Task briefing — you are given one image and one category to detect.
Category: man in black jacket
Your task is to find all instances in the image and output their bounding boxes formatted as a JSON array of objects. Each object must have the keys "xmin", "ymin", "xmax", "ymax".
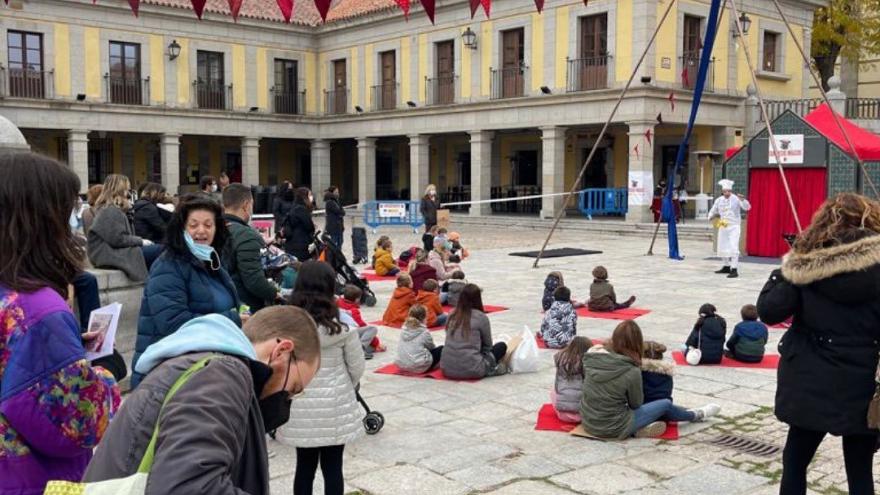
[{"xmin": 221, "ymin": 184, "xmax": 280, "ymax": 311}]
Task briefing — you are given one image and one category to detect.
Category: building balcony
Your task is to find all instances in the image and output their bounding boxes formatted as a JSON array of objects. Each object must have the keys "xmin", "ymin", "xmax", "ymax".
[
  {"xmin": 324, "ymin": 89, "xmax": 348, "ymax": 115},
  {"xmin": 271, "ymin": 87, "xmax": 306, "ymax": 115},
  {"xmin": 371, "ymin": 82, "xmax": 398, "ymax": 111},
  {"xmin": 566, "ymin": 56, "xmax": 610, "ymax": 92},
  {"xmin": 193, "ymin": 80, "xmax": 232, "ymax": 110},
  {"xmin": 426, "ymin": 75, "xmax": 457, "ymax": 106},
  {"xmin": 490, "ymin": 66, "xmax": 528, "ymax": 100},
  {"xmin": 681, "ymin": 54, "xmax": 715, "ymax": 92},
  {"xmin": 846, "ymin": 98, "xmax": 880, "ymax": 120},
  {"xmin": 105, "ymin": 75, "xmax": 149, "ymax": 105},
  {"xmin": 1, "ymin": 66, "xmax": 54, "ymax": 99}
]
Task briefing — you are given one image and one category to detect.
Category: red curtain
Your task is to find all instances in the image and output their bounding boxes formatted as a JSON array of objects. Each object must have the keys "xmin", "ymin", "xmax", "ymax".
[{"xmin": 746, "ymin": 168, "xmax": 827, "ymax": 258}]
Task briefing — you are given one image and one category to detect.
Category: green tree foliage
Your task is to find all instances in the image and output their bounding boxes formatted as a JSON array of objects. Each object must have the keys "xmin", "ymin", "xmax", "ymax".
[{"xmin": 811, "ymin": 0, "xmax": 880, "ymax": 90}]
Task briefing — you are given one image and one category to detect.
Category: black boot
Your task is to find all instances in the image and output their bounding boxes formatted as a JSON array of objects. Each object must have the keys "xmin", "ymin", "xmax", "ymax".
[
  {"xmin": 715, "ymin": 266, "xmax": 731, "ymax": 274},
  {"xmin": 727, "ymin": 269, "xmax": 739, "ymax": 278}
]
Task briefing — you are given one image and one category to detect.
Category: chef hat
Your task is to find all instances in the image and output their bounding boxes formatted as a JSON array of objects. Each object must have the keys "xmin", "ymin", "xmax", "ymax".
[{"xmin": 718, "ymin": 179, "xmax": 735, "ymax": 191}]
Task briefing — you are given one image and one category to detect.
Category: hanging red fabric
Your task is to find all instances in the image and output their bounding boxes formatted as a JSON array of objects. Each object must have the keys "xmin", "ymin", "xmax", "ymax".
[
  {"xmin": 314, "ymin": 0, "xmax": 331, "ymax": 22},
  {"xmin": 421, "ymin": 0, "xmax": 436, "ymax": 23},
  {"xmin": 481, "ymin": 0, "xmax": 491, "ymax": 17},
  {"xmin": 228, "ymin": 0, "xmax": 243, "ymax": 21},
  {"xmin": 128, "ymin": 0, "xmax": 140, "ymax": 16},
  {"xmin": 469, "ymin": 0, "xmax": 481, "ymax": 18},
  {"xmin": 190, "ymin": 0, "xmax": 206, "ymax": 18},
  {"xmin": 395, "ymin": 0, "xmax": 410, "ymax": 19},
  {"xmin": 534, "ymin": 0, "xmax": 545, "ymax": 12},
  {"xmin": 276, "ymin": 0, "xmax": 294, "ymax": 22},
  {"xmin": 745, "ymin": 168, "xmax": 827, "ymax": 258}
]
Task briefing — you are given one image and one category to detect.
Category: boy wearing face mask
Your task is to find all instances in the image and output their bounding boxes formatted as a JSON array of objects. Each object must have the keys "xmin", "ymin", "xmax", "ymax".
[
  {"xmin": 83, "ymin": 307, "xmax": 321, "ymax": 494},
  {"xmin": 420, "ymin": 184, "xmax": 441, "ymax": 233},
  {"xmin": 200, "ymin": 175, "xmax": 222, "ymax": 203}
]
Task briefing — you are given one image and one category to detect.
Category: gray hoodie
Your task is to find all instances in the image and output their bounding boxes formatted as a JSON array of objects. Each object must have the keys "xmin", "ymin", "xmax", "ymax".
[
  {"xmin": 579, "ymin": 346, "xmax": 643, "ymax": 440},
  {"xmin": 395, "ymin": 321, "xmax": 437, "ymax": 373},
  {"xmin": 445, "ymin": 279, "xmax": 468, "ymax": 308}
]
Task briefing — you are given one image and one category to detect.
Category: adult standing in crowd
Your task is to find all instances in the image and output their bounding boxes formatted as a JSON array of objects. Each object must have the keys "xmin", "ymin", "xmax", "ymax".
[
  {"xmin": 324, "ymin": 186, "xmax": 346, "ymax": 249},
  {"xmin": 133, "ymin": 182, "xmax": 170, "ymax": 244},
  {"xmin": 273, "ymin": 180, "xmax": 295, "ymax": 234},
  {"xmin": 758, "ymin": 193, "xmax": 880, "ymax": 495},
  {"xmin": 440, "ymin": 284, "xmax": 508, "ymax": 380},
  {"xmin": 222, "ymin": 184, "xmax": 280, "ymax": 312},
  {"xmin": 84, "ymin": 308, "xmax": 321, "ymax": 494},
  {"xmin": 219, "ymin": 171, "xmax": 230, "ymax": 191},
  {"xmin": 132, "ymin": 194, "xmax": 242, "ymax": 388},
  {"xmin": 0, "ymin": 152, "xmax": 120, "ymax": 495},
  {"xmin": 81, "ymin": 183, "xmax": 103, "ymax": 235},
  {"xmin": 200, "ymin": 175, "xmax": 222, "ymax": 203},
  {"xmin": 420, "ymin": 184, "xmax": 441, "ymax": 233},
  {"xmin": 283, "ymin": 187, "xmax": 317, "ymax": 261},
  {"xmin": 88, "ymin": 174, "xmax": 162, "ymax": 281},
  {"xmin": 281, "ymin": 261, "xmax": 365, "ymax": 495}
]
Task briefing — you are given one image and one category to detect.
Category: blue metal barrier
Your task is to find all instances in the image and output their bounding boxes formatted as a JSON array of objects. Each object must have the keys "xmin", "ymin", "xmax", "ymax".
[
  {"xmin": 363, "ymin": 201, "xmax": 425, "ymax": 232},
  {"xmin": 578, "ymin": 188, "xmax": 628, "ymax": 220}
]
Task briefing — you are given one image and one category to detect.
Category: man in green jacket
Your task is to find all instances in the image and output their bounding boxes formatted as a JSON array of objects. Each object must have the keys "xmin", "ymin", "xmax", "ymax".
[{"xmin": 222, "ymin": 184, "xmax": 280, "ymax": 311}]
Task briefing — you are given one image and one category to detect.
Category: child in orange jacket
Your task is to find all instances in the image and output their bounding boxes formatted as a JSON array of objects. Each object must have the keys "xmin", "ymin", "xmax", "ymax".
[
  {"xmin": 374, "ymin": 238, "xmax": 400, "ymax": 277},
  {"xmin": 416, "ymin": 279, "xmax": 448, "ymax": 327},
  {"xmin": 382, "ymin": 273, "xmax": 416, "ymax": 326}
]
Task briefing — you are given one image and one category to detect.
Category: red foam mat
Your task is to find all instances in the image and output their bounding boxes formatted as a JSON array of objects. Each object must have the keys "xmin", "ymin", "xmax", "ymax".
[
  {"xmin": 373, "ymin": 363, "xmax": 479, "ymax": 382},
  {"xmin": 535, "ymin": 404, "xmax": 679, "ymax": 440},
  {"xmin": 576, "ymin": 307, "xmax": 651, "ymax": 320},
  {"xmin": 361, "ymin": 271, "xmax": 396, "ymax": 282},
  {"xmin": 671, "ymin": 351, "xmax": 780, "ymax": 369},
  {"xmin": 370, "ymin": 305, "xmax": 508, "ymax": 330},
  {"xmin": 536, "ymin": 334, "xmax": 604, "ymax": 349}
]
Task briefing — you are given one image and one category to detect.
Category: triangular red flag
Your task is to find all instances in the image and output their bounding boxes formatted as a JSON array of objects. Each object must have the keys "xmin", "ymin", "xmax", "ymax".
[
  {"xmin": 583, "ymin": 0, "xmax": 588, "ymax": 5},
  {"xmin": 469, "ymin": 0, "xmax": 481, "ymax": 18},
  {"xmin": 190, "ymin": 0, "xmax": 206, "ymax": 18},
  {"xmin": 276, "ymin": 0, "xmax": 293, "ymax": 22},
  {"xmin": 228, "ymin": 0, "xmax": 243, "ymax": 21},
  {"xmin": 668, "ymin": 92, "xmax": 675, "ymax": 112},
  {"xmin": 656, "ymin": 113, "xmax": 663, "ymax": 124},
  {"xmin": 681, "ymin": 67, "xmax": 690, "ymax": 88},
  {"xmin": 644, "ymin": 129, "xmax": 653, "ymax": 147},
  {"xmin": 421, "ymin": 0, "xmax": 436, "ymax": 23},
  {"xmin": 534, "ymin": 0, "xmax": 545, "ymax": 12},
  {"xmin": 481, "ymin": 0, "xmax": 491, "ymax": 17},
  {"xmin": 128, "ymin": 0, "xmax": 140, "ymax": 16},
  {"xmin": 696, "ymin": 36, "xmax": 703, "ymax": 50},
  {"xmin": 314, "ymin": 0, "xmax": 331, "ymax": 22},
  {"xmin": 395, "ymin": 0, "xmax": 410, "ymax": 19},
  {"xmin": 633, "ymin": 144, "xmax": 640, "ymax": 160}
]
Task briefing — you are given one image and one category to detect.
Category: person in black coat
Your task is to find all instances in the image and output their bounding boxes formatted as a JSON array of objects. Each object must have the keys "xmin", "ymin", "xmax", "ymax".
[
  {"xmin": 283, "ymin": 187, "xmax": 316, "ymax": 261},
  {"xmin": 324, "ymin": 186, "xmax": 346, "ymax": 249},
  {"xmin": 684, "ymin": 303, "xmax": 726, "ymax": 364},
  {"xmin": 419, "ymin": 184, "xmax": 440, "ymax": 233},
  {"xmin": 133, "ymin": 182, "xmax": 170, "ymax": 244},
  {"xmin": 757, "ymin": 193, "xmax": 880, "ymax": 495},
  {"xmin": 273, "ymin": 181, "xmax": 295, "ymax": 234}
]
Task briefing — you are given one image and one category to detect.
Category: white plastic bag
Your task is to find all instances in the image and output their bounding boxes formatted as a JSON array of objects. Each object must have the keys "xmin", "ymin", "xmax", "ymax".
[{"xmin": 510, "ymin": 326, "xmax": 540, "ymax": 374}]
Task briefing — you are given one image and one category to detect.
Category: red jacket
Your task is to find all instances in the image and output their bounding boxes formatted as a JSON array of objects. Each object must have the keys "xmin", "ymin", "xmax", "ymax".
[
  {"xmin": 383, "ymin": 287, "xmax": 416, "ymax": 326},
  {"xmin": 337, "ymin": 297, "xmax": 367, "ymax": 327}
]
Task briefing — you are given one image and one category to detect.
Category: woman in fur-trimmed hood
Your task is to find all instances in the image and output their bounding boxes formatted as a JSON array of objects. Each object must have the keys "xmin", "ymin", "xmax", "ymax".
[{"xmin": 757, "ymin": 193, "xmax": 880, "ymax": 495}]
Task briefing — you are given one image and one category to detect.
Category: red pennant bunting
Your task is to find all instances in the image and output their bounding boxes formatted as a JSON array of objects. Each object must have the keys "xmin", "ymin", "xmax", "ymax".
[
  {"xmin": 633, "ymin": 144, "xmax": 640, "ymax": 160},
  {"xmin": 481, "ymin": 0, "xmax": 491, "ymax": 17},
  {"xmin": 395, "ymin": 0, "xmax": 410, "ymax": 19},
  {"xmin": 534, "ymin": 0, "xmax": 545, "ymax": 12},
  {"xmin": 668, "ymin": 92, "xmax": 675, "ymax": 112},
  {"xmin": 644, "ymin": 129, "xmax": 653, "ymax": 147},
  {"xmin": 228, "ymin": 0, "xmax": 243, "ymax": 21},
  {"xmin": 276, "ymin": 0, "xmax": 294, "ymax": 22},
  {"xmin": 681, "ymin": 67, "xmax": 690, "ymax": 88},
  {"xmin": 190, "ymin": 0, "xmax": 206, "ymax": 18},
  {"xmin": 314, "ymin": 0, "xmax": 331, "ymax": 22},
  {"xmin": 421, "ymin": 0, "xmax": 436, "ymax": 23},
  {"xmin": 469, "ymin": 0, "xmax": 481, "ymax": 18}
]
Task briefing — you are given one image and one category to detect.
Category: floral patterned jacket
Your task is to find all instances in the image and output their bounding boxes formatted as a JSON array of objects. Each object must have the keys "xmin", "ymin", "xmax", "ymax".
[{"xmin": 0, "ymin": 286, "xmax": 120, "ymax": 495}]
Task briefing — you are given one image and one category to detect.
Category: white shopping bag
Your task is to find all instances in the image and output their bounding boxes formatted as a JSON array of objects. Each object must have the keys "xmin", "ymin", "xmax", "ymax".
[{"xmin": 510, "ymin": 326, "xmax": 540, "ymax": 374}]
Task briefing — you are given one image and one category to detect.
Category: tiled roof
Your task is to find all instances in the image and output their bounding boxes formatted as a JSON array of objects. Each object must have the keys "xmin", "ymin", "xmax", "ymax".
[{"xmin": 139, "ymin": 0, "xmax": 403, "ymax": 26}]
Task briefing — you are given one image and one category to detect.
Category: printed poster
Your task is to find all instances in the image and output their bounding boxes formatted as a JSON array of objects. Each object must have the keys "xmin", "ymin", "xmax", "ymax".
[
  {"xmin": 768, "ymin": 134, "xmax": 804, "ymax": 164},
  {"xmin": 628, "ymin": 171, "xmax": 653, "ymax": 206}
]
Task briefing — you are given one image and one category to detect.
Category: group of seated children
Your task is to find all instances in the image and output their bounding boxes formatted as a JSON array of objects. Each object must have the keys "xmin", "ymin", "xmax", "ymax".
[
  {"xmin": 684, "ymin": 303, "xmax": 768, "ymax": 364},
  {"xmin": 394, "ymin": 283, "xmax": 509, "ymax": 380},
  {"xmin": 541, "ymin": 267, "xmax": 636, "ymax": 314},
  {"xmin": 382, "ymin": 273, "xmax": 448, "ymax": 327},
  {"xmin": 552, "ymin": 321, "xmax": 721, "ymax": 438},
  {"xmin": 422, "ymin": 227, "xmax": 469, "ymax": 263}
]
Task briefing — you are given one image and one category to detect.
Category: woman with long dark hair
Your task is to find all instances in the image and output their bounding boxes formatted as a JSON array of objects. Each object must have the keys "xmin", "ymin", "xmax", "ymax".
[
  {"xmin": 440, "ymin": 284, "xmax": 508, "ymax": 379},
  {"xmin": 758, "ymin": 193, "xmax": 880, "ymax": 495},
  {"xmin": 132, "ymin": 194, "xmax": 241, "ymax": 388},
  {"xmin": 323, "ymin": 186, "xmax": 346, "ymax": 249},
  {"xmin": 283, "ymin": 187, "xmax": 316, "ymax": 261},
  {"xmin": 133, "ymin": 182, "xmax": 170, "ymax": 244},
  {"xmin": 420, "ymin": 183, "xmax": 441, "ymax": 233},
  {"xmin": 282, "ymin": 261, "xmax": 365, "ymax": 495},
  {"xmin": 0, "ymin": 152, "xmax": 119, "ymax": 494},
  {"xmin": 273, "ymin": 180, "xmax": 295, "ymax": 233}
]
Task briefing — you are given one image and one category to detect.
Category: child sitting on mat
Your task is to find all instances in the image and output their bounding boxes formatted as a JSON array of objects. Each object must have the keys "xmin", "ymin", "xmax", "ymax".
[
  {"xmin": 422, "ymin": 225, "xmax": 438, "ymax": 252},
  {"xmin": 409, "ymin": 249, "xmax": 436, "ymax": 292},
  {"xmin": 552, "ymin": 336, "xmax": 593, "ymax": 422},
  {"xmin": 374, "ymin": 238, "xmax": 400, "ymax": 277},
  {"xmin": 383, "ymin": 273, "xmax": 416, "ymax": 326},
  {"xmin": 416, "ymin": 279, "xmax": 448, "ymax": 327},
  {"xmin": 443, "ymin": 270, "xmax": 468, "ymax": 308},
  {"xmin": 684, "ymin": 303, "xmax": 727, "ymax": 365},
  {"xmin": 396, "ymin": 304, "xmax": 444, "ymax": 373},
  {"xmin": 371, "ymin": 235, "xmax": 390, "ymax": 269},
  {"xmin": 542, "ymin": 271, "xmax": 565, "ymax": 311},
  {"xmin": 725, "ymin": 304, "xmax": 768, "ymax": 363},
  {"xmin": 337, "ymin": 284, "xmax": 385, "ymax": 358},
  {"xmin": 587, "ymin": 266, "xmax": 636, "ymax": 312},
  {"xmin": 541, "ymin": 286, "xmax": 578, "ymax": 349},
  {"xmin": 641, "ymin": 341, "xmax": 674, "ymax": 403}
]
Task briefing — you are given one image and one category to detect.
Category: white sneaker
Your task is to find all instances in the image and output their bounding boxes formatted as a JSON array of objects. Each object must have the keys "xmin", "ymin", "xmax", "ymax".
[
  {"xmin": 634, "ymin": 421, "xmax": 667, "ymax": 438},
  {"xmin": 691, "ymin": 403, "xmax": 722, "ymax": 422}
]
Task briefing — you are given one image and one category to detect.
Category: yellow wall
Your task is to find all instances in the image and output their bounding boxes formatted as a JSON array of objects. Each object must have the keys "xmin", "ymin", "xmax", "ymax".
[
  {"xmin": 232, "ymin": 44, "xmax": 246, "ymax": 108},
  {"xmin": 554, "ymin": 6, "xmax": 570, "ymax": 89},
  {"xmin": 418, "ymin": 34, "xmax": 428, "ymax": 103},
  {"xmin": 531, "ymin": 13, "xmax": 544, "ymax": 91},
  {"xmin": 176, "ymin": 38, "xmax": 190, "ymax": 105},
  {"xmin": 350, "ymin": 47, "xmax": 360, "ymax": 111},
  {"xmin": 713, "ymin": 7, "xmax": 729, "ymax": 90},
  {"xmin": 735, "ymin": 18, "xmax": 805, "ymax": 98},
  {"xmin": 461, "ymin": 31, "xmax": 472, "ymax": 99},
  {"xmin": 318, "ymin": 52, "xmax": 328, "ymax": 112},
  {"xmin": 400, "ymin": 36, "xmax": 411, "ymax": 104},
  {"xmin": 53, "ymin": 24, "xmax": 71, "ymax": 97},
  {"xmin": 654, "ymin": 1, "xmax": 677, "ymax": 83},
  {"xmin": 615, "ymin": 0, "xmax": 633, "ymax": 82},
  {"xmin": 364, "ymin": 44, "xmax": 375, "ymax": 108},
  {"xmin": 149, "ymin": 35, "xmax": 165, "ymax": 103},
  {"xmin": 84, "ymin": 27, "xmax": 101, "ymax": 98},
  {"xmin": 304, "ymin": 51, "xmax": 317, "ymax": 113},
  {"xmin": 256, "ymin": 47, "xmax": 268, "ymax": 110},
  {"xmin": 480, "ymin": 21, "xmax": 493, "ymax": 96}
]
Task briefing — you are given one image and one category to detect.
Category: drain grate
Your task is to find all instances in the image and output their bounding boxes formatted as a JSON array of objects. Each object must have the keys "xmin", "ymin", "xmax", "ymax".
[{"xmin": 708, "ymin": 435, "xmax": 782, "ymax": 458}]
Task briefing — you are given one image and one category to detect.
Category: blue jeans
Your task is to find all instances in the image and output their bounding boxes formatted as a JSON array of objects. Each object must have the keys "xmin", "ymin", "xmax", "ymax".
[
  {"xmin": 440, "ymin": 292, "xmax": 449, "ymax": 305},
  {"xmin": 72, "ymin": 272, "xmax": 101, "ymax": 331},
  {"xmin": 141, "ymin": 244, "xmax": 164, "ymax": 270},
  {"xmin": 629, "ymin": 399, "xmax": 695, "ymax": 435},
  {"xmin": 435, "ymin": 313, "xmax": 449, "ymax": 327}
]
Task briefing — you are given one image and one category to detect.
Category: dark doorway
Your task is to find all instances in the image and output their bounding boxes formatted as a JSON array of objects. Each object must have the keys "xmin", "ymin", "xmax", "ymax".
[
  {"xmin": 458, "ymin": 152, "xmax": 471, "ymax": 186},
  {"xmin": 661, "ymin": 145, "xmax": 688, "ymax": 186},
  {"xmin": 299, "ymin": 151, "xmax": 311, "ymax": 189},
  {"xmin": 376, "ymin": 148, "xmax": 396, "ymax": 200},
  {"xmin": 435, "ymin": 41, "xmax": 455, "ymax": 105},
  {"xmin": 581, "ymin": 147, "xmax": 608, "ymax": 188},
  {"xmin": 225, "ymin": 152, "xmax": 242, "ymax": 184},
  {"xmin": 514, "ymin": 150, "xmax": 539, "ymax": 186}
]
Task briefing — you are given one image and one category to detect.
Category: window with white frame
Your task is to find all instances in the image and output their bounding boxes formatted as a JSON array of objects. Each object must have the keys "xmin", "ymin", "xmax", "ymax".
[{"xmin": 762, "ymin": 31, "xmax": 781, "ymax": 73}]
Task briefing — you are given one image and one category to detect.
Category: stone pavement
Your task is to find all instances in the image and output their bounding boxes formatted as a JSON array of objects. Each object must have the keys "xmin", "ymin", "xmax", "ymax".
[{"xmin": 261, "ymin": 220, "xmax": 866, "ymax": 494}]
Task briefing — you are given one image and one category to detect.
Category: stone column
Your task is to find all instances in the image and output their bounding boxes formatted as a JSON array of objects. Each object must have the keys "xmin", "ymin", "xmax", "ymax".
[
  {"xmin": 624, "ymin": 122, "xmax": 656, "ymax": 223},
  {"xmin": 409, "ymin": 134, "xmax": 430, "ymax": 201},
  {"xmin": 744, "ymin": 85, "xmax": 759, "ymax": 140},
  {"xmin": 159, "ymin": 133, "xmax": 181, "ymax": 194},
  {"xmin": 469, "ymin": 130, "xmax": 493, "ymax": 216},
  {"xmin": 357, "ymin": 137, "xmax": 377, "ymax": 204},
  {"xmin": 241, "ymin": 137, "xmax": 261, "ymax": 187},
  {"xmin": 67, "ymin": 129, "xmax": 89, "ymax": 193},
  {"xmin": 826, "ymin": 76, "xmax": 847, "ymax": 116},
  {"xmin": 540, "ymin": 126, "xmax": 566, "ymax": 219},
  {"xmin": 310, "ymin": 138, "xmax": 331, "ymax": 205}
]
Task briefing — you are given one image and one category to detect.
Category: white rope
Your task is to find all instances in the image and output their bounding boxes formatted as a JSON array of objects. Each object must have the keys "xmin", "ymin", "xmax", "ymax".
[{"xmin": 440, "ymin": 189, "xmax": 590, "ymax": 208}]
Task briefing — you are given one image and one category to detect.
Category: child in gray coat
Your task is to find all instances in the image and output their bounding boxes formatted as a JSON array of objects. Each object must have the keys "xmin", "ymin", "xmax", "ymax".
[{"xmin": 395, "ymin": 305, "xmax": 443, "ymax": 373}]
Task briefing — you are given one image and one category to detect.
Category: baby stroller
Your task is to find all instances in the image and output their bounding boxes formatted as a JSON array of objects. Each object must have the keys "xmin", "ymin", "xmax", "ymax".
[
  {"xmin": 356, "ymin": 388, "xmax": 384, "ymax": 435},
  {"xmin": 261, "ymin": 244, "xmax": 297, "ymax": 290},
  {"xmin": 312, "ymin": 232, "xmax": 377, "ymax": 307}
]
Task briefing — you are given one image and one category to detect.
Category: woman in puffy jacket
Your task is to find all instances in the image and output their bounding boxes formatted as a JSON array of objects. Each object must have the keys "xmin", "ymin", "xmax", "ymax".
[
  {"xmin": 683, "ymin": 303, "xmax": 726, "ymax": 364},
  {"xmin": 281, "ymin": 261, "xmax": 365, "ymax": 495}
]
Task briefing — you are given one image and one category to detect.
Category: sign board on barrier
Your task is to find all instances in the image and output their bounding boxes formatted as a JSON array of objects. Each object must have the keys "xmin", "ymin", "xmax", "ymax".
[{"xmin": 378, "ymin": 203, "xmax": 408, "ymax": 218}]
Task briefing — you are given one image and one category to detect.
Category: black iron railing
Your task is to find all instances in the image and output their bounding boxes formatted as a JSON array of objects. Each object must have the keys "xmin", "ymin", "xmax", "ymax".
[
  {"xmin": 846, "ymin": 98, "xmax": 880, "ymax": 120},
  {"xmin": 324, "ymin": 89, "xmax": 349, "ymax": 115},
  {"xmin": 105, "ymin": 75, "xmax": 149, "ymax": 105},
  {"xmin": 761, "ymin": 98, "xmax": 822, "ymax": 122},
  {"xmin": 371, "ymin": 82, "xmax": 399, "ymax": 111},
  {"xmin": 3, "ymin": 66, "xmax": 53, "ymax": 99},
  {"xmin": 271, "ymin": 87, "xmax": 306, "ymax": 115},
  {"xmin": 193, "ymin": 79, "xmax": 232, "ymax": 110},
  {"xmin": 426, "ymin": 75, "xmax": 457, "ymax": 105},
  {"xmin": 681, "ymin": 54, "xmax": 715, "ymax": 92},
  {"xmin": 490, "ymin": 65, "xmax": 528, "ymax": 99},
  {"xmin": 566, "ymin": 56, "xmax": 610, "ymax": 92}
]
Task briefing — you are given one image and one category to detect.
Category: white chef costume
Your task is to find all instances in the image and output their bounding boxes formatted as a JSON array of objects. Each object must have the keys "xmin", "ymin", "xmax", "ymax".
[{"xmin": 708, "ymin": 179, "xmax": 751, "ymax": 269}]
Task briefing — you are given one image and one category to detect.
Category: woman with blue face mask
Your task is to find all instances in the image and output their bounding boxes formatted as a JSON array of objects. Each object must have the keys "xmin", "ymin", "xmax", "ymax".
[{"xmin": 131, "ymin": 194, "xmax": 242, "ymax": 388}]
